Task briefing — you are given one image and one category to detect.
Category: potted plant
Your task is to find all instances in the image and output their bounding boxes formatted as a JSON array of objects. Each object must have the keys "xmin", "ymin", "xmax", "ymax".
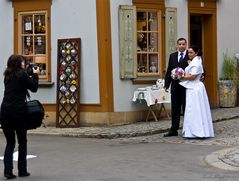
[{"xmin": 218, "ymin": 51, "xmax": 238, "ymax": 107}]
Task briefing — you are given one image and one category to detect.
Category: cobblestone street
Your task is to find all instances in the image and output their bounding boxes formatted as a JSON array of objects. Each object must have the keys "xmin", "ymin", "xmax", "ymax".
[
  {"xmin": 116, "ymin": 118, "xmax": 239, "ymax": 172},
  {"xmin": 2, "ymin": 107, "xmax": 239, "ymax": 172},
  {"xmin": 116, "ymin": 118, "xmax": 239, "ymax": 146}
]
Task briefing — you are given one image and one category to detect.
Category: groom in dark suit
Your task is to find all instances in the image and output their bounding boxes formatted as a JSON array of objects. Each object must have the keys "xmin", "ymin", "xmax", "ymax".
[{"xmin": 164, "ymin": 38, "xmax": 188, "ymax": 137}]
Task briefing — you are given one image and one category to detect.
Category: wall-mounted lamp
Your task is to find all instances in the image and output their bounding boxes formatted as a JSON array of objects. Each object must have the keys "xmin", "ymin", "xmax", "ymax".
[
  {"xmin": 234, "ymin": 53, "xmax": 239, "ymax": 67},
  {"xmin": 234, "ymin": 53, "xmax": 239, "ymax": 60}
]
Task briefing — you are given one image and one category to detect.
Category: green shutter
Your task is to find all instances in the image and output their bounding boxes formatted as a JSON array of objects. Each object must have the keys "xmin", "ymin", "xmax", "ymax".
[
  {"xmin": 165, "ymin": 8, "xmax": 177, "ymax": 67},
  {"xmin": 119, "ymin": 5, "xmax": 137, "ymax": 79}
]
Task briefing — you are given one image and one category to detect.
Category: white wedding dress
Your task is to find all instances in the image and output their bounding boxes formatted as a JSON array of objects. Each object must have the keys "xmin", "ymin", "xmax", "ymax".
[{"xmin": 180, "ymin": 56, "xmax": 214, "ymax": 138}]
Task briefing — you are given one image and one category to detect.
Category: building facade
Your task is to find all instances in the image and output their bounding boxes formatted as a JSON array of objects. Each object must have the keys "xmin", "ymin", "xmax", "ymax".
[{"xmin": 0, "ymin": 0, "xmax": 238, "ymax": 126}]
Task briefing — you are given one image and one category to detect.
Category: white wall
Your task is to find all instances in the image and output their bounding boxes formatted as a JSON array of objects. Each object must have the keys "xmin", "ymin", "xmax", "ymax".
[
  {"xmin": 217, "ymin": 0, "xmax": 239, "ymax": 78},
  {"xmin": 5, "ymin": 0, "xmax": 236, "ymax": 110},
  {"xmin": 110, "ymin": 0, "xmax": 149, "ymax": 112},
  {"xmin": 111, "ymin": 0, "xmax": 189, "ymax": 112},
  {"xmin": 165, "ymin": 0, "xmax": 189, "ymax": 42},
  {"xmin": 50, "ymin": 0, "xmax": 99, "ymax": 104},
  {"xmin": 0, "ymin": 1, "xmax": 14, "ymax": 101},
  {"xmin": 0, "ymin": 0, "xmax": 100, "ymax": 104}
]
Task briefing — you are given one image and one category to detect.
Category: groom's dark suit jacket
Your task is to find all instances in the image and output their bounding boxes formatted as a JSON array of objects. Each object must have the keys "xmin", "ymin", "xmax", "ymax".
[
  {"xmin": 164, "ymin": 51, "xmax": 188, "ymax": 92},
  {"xmin": 164, "ymin": 51, "xmax": 188, "ymax": 132}
]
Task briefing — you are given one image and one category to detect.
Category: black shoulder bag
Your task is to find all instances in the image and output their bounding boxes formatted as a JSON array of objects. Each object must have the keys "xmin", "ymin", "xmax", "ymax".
[{"xmin": 26, "ymin": 92, "xmax": 45, "ymax": 130}]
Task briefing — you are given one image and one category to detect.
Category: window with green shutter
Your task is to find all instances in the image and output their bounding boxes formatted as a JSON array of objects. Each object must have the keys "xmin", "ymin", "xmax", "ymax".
[{"xmin": 119, "ymin": 2, "xmax": 177, "ymax": 81}]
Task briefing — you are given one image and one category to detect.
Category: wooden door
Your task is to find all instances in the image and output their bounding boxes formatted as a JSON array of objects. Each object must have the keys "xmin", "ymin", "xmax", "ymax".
[{"xmin": 189, "ymin": 12, "xmax": 218, "ymax": 107}]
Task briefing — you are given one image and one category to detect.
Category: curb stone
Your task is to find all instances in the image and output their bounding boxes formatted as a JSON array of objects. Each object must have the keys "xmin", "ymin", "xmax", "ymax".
[
  {"xmin": 205, "ymin": 147, "xmax": 239, "ymax": 171},
  {"xmin": 2, "ymin": 107, "xmax": 239, "ymax": 171},
  {"xmin": 0, "ymin": 106, "xmax": 237, "ymax": 139}
]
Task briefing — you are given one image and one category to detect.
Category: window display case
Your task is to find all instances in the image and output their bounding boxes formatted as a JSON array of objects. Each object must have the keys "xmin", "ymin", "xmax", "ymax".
[
  {"xmin": 137, "ymin": 10, "xmax": 161, "ymax": 76},
  {"xmin": 19, "ymin": 11, "xmax": 48, "ymax": 80},
  {"xmin": 56, "ymin": 38, "xmax": 81, "ymax": 128}
]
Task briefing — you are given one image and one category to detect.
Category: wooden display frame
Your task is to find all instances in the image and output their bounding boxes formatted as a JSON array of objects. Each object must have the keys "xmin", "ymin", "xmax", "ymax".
[
  {"xmin": 136, "ymin": 9, "xmax": 162, "ymax": 77},
  {"xmin": 56, "ymin": 38, "xmax": 81, "ymax": 128},
  {"xmin": 18, "ymin": 11, "xmax": 49, "ymax": 81}
]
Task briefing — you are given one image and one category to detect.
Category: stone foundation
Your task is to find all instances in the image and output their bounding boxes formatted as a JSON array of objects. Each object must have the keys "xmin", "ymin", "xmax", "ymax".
[{"xmin": 43, "ymin": 109, "xmax": 170, "ymax": 127}]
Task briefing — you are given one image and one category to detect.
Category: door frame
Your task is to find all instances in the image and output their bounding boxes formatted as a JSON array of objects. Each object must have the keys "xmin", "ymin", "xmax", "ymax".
[{"xmin": 188, "ymin": 6, "xmax": 218, "ymax": 107}]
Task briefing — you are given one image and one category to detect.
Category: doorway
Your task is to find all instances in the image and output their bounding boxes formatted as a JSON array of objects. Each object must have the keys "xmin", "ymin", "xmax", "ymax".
[
  {"xmin": 189, "ymin": 14, "xmax": 218, "ymax": 107},
  {"xmin": 190, "ymin": 15, "xmax": 202, "ymax": 50}
]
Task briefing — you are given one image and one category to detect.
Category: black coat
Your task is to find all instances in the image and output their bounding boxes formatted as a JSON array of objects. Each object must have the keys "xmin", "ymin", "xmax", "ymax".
[
  {"xmin": 1, "ymin": 70, "xmax": 39, "ymax": 122},
  {"xmin": 164, "ymin": 51, "xmax": 188, "ymax": 93}
]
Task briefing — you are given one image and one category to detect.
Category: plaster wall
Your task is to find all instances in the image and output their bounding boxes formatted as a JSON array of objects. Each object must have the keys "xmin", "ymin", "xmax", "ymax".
[
  {"xmin": 217, "ymin": 0, "xmax": 239, "ymax": 78},
  {"xmin": 50, "ymin": 0, "xmax": 100, "ymax": 104},
  {"xmin": 0, "ymin": 0, "xmax": 100, "ymax": 104},
  {"xmin": 111, "ymin": 0, "xmax": 189, "ymax": 112},
  {"xmin": 0, "ymin": 1, "xmax": 14, "ymax": 101},
  {"xmin": 110, "ymin": 0, "xmax": 148, "ymax": 112},
  {"xmin": 165, "ymin": 0, "xmax": 189, "ymax": 41}
]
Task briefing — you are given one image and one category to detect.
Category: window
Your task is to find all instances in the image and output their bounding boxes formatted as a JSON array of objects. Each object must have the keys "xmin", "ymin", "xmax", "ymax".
[
  {"xmin": 18, "ymin": 11, "xmax": 48, "ymax": 80},
  {"xmin": 136, "ymin": 10, "xmax": 162, "ymax": 77},
  {"xmin": 13, "ymin": 0, "xmax": 52, "ymax": 82}
]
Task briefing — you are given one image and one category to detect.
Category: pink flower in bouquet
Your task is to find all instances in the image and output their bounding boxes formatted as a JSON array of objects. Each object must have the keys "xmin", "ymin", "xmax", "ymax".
[{"xmin": 171, "ymin": 67, "xmax": 185, "ymax": 80}]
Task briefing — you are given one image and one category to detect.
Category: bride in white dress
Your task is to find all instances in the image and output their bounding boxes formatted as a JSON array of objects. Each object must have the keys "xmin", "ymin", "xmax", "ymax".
[{"xmin": 179, "ymin": 46, "xmax": 214, "ymax": 138}]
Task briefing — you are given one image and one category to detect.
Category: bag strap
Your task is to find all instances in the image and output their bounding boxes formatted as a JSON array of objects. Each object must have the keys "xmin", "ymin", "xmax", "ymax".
[{"xmin": 26, "ymin": 90, "xmax": 31, "ymax": 101}]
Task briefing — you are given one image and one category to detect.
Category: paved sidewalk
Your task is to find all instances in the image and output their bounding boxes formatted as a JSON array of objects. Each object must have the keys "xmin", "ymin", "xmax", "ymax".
[
  {"xmin": 1, "ymin": 107, "xmax": 239, "ymax": 172},
  {"xmin": 27, "ymin": 107, "xmax": 239, "ymax": 172},
  {"xmin": 27, "ymin": 107, "xmax": 239, "ymax": 138}
]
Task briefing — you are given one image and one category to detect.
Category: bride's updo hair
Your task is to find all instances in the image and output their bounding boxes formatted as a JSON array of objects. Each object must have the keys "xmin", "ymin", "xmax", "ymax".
[{"xmin": 188, "ymin": 45, "xmax": 202, "ymax": 56}]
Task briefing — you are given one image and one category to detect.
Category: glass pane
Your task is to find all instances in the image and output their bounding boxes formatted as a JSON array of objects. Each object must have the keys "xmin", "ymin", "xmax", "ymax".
[
  {"xmin": 20, "ymin": 12, "xmax": 48, "ymax": 80},
  {"xmin": 37, "ymin": 63, "xmax": 46, "ymax": 75},
  {"xmin": 149, "ymin": 54, "xmax": 158, "ymax": 73},
  {"xmin": 34, "ymin": 14, "xmax": 46, "ymax": 34},
  {"xmin": 137, "ymin": 54, "xmax": 148, "ymax": 73},
  {"xmin": 137, "ymin": 32, "xmax": 147, "ymax": 52},
  {"xmin": 137, "ymin": 12, "xmax": 147, "ymax": 31},
  {"xmin": 34, "ymin": 35, "xmax": 46, "ymax": 54},
  {"xmin": 149, "ymin": 33, "xmax": 158, "ymax": 52},
  {"xmin": 148, "ymin": 12, "xmax": 158, "ymax": 31},
  {"xmin": 22, "ymin": 36, "xmax": 33, "ymax": 55},
  {"xmin": 22, "ymin": 15, "xmax": 33, "ymax": 34}
]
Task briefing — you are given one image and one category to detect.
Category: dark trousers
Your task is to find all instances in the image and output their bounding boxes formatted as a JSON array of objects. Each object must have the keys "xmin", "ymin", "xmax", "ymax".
[
  {"xmin": 170, "ymin": 84, "xmax": 186, "ymax": 132},
  {"xmin": 2, "ymin": 125, "xmax": 27, "ymax": 174}
]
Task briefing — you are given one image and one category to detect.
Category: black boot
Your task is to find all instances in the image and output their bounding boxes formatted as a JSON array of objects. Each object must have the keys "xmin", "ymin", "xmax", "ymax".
[{"xmin": 4, "ymin": 173, "xmax": 17, "ymax": 179}]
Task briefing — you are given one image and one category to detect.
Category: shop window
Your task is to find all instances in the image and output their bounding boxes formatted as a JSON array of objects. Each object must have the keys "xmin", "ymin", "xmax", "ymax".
[
  {"xmin": 119, "ymin": 5, "xmax": 162, "ymax": 79},
  {"xmin": 18, "ymin": 11, "xmax": 48, "ymax": 80},
  {"xmin": 13, "ymin": 0, "xmax": 52, "ymax": 83},
  {"xmin": 136, "ymin": 10, "xmax": 161, "ymax": 77}
]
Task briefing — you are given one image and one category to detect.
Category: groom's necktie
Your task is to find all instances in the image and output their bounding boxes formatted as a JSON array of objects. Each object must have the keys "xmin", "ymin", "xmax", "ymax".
[{"xmin": 179, "ymin": 52, "xmax": 184, "ymax": 63}]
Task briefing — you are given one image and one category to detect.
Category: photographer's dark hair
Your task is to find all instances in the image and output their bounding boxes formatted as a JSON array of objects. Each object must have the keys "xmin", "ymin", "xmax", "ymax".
[{"xmin": 4, "ymin": 54, "xmax": 25, "ymax": 82}]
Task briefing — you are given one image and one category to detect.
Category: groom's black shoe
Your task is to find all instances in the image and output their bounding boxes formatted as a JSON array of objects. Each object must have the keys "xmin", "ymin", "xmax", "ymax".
[{"xmin": 163, "ymin": 131, "xmax": 178, "ymax": 137}]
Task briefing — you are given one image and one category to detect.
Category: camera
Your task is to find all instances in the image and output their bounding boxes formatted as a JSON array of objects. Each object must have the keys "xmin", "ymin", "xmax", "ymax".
[{"xmin": 26, "ymin": 64, "xmax": 38, "ymax": 75}]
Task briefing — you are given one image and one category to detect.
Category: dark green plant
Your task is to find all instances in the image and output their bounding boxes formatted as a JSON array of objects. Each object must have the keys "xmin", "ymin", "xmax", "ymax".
[{"xmin": 221, "ymin": 51, "xmax": 237, "ymax": 80}]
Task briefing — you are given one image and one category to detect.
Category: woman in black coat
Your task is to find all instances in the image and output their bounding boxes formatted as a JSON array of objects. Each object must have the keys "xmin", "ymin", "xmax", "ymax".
[{"xmin": 1, "ymin": 54, "xmax": 40, "ymax": 179}]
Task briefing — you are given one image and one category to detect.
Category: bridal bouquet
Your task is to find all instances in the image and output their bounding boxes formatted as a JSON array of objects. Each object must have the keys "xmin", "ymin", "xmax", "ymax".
[{"xmin": 171, "ymin": 67, "xmax": 185, "ymax": 80}]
